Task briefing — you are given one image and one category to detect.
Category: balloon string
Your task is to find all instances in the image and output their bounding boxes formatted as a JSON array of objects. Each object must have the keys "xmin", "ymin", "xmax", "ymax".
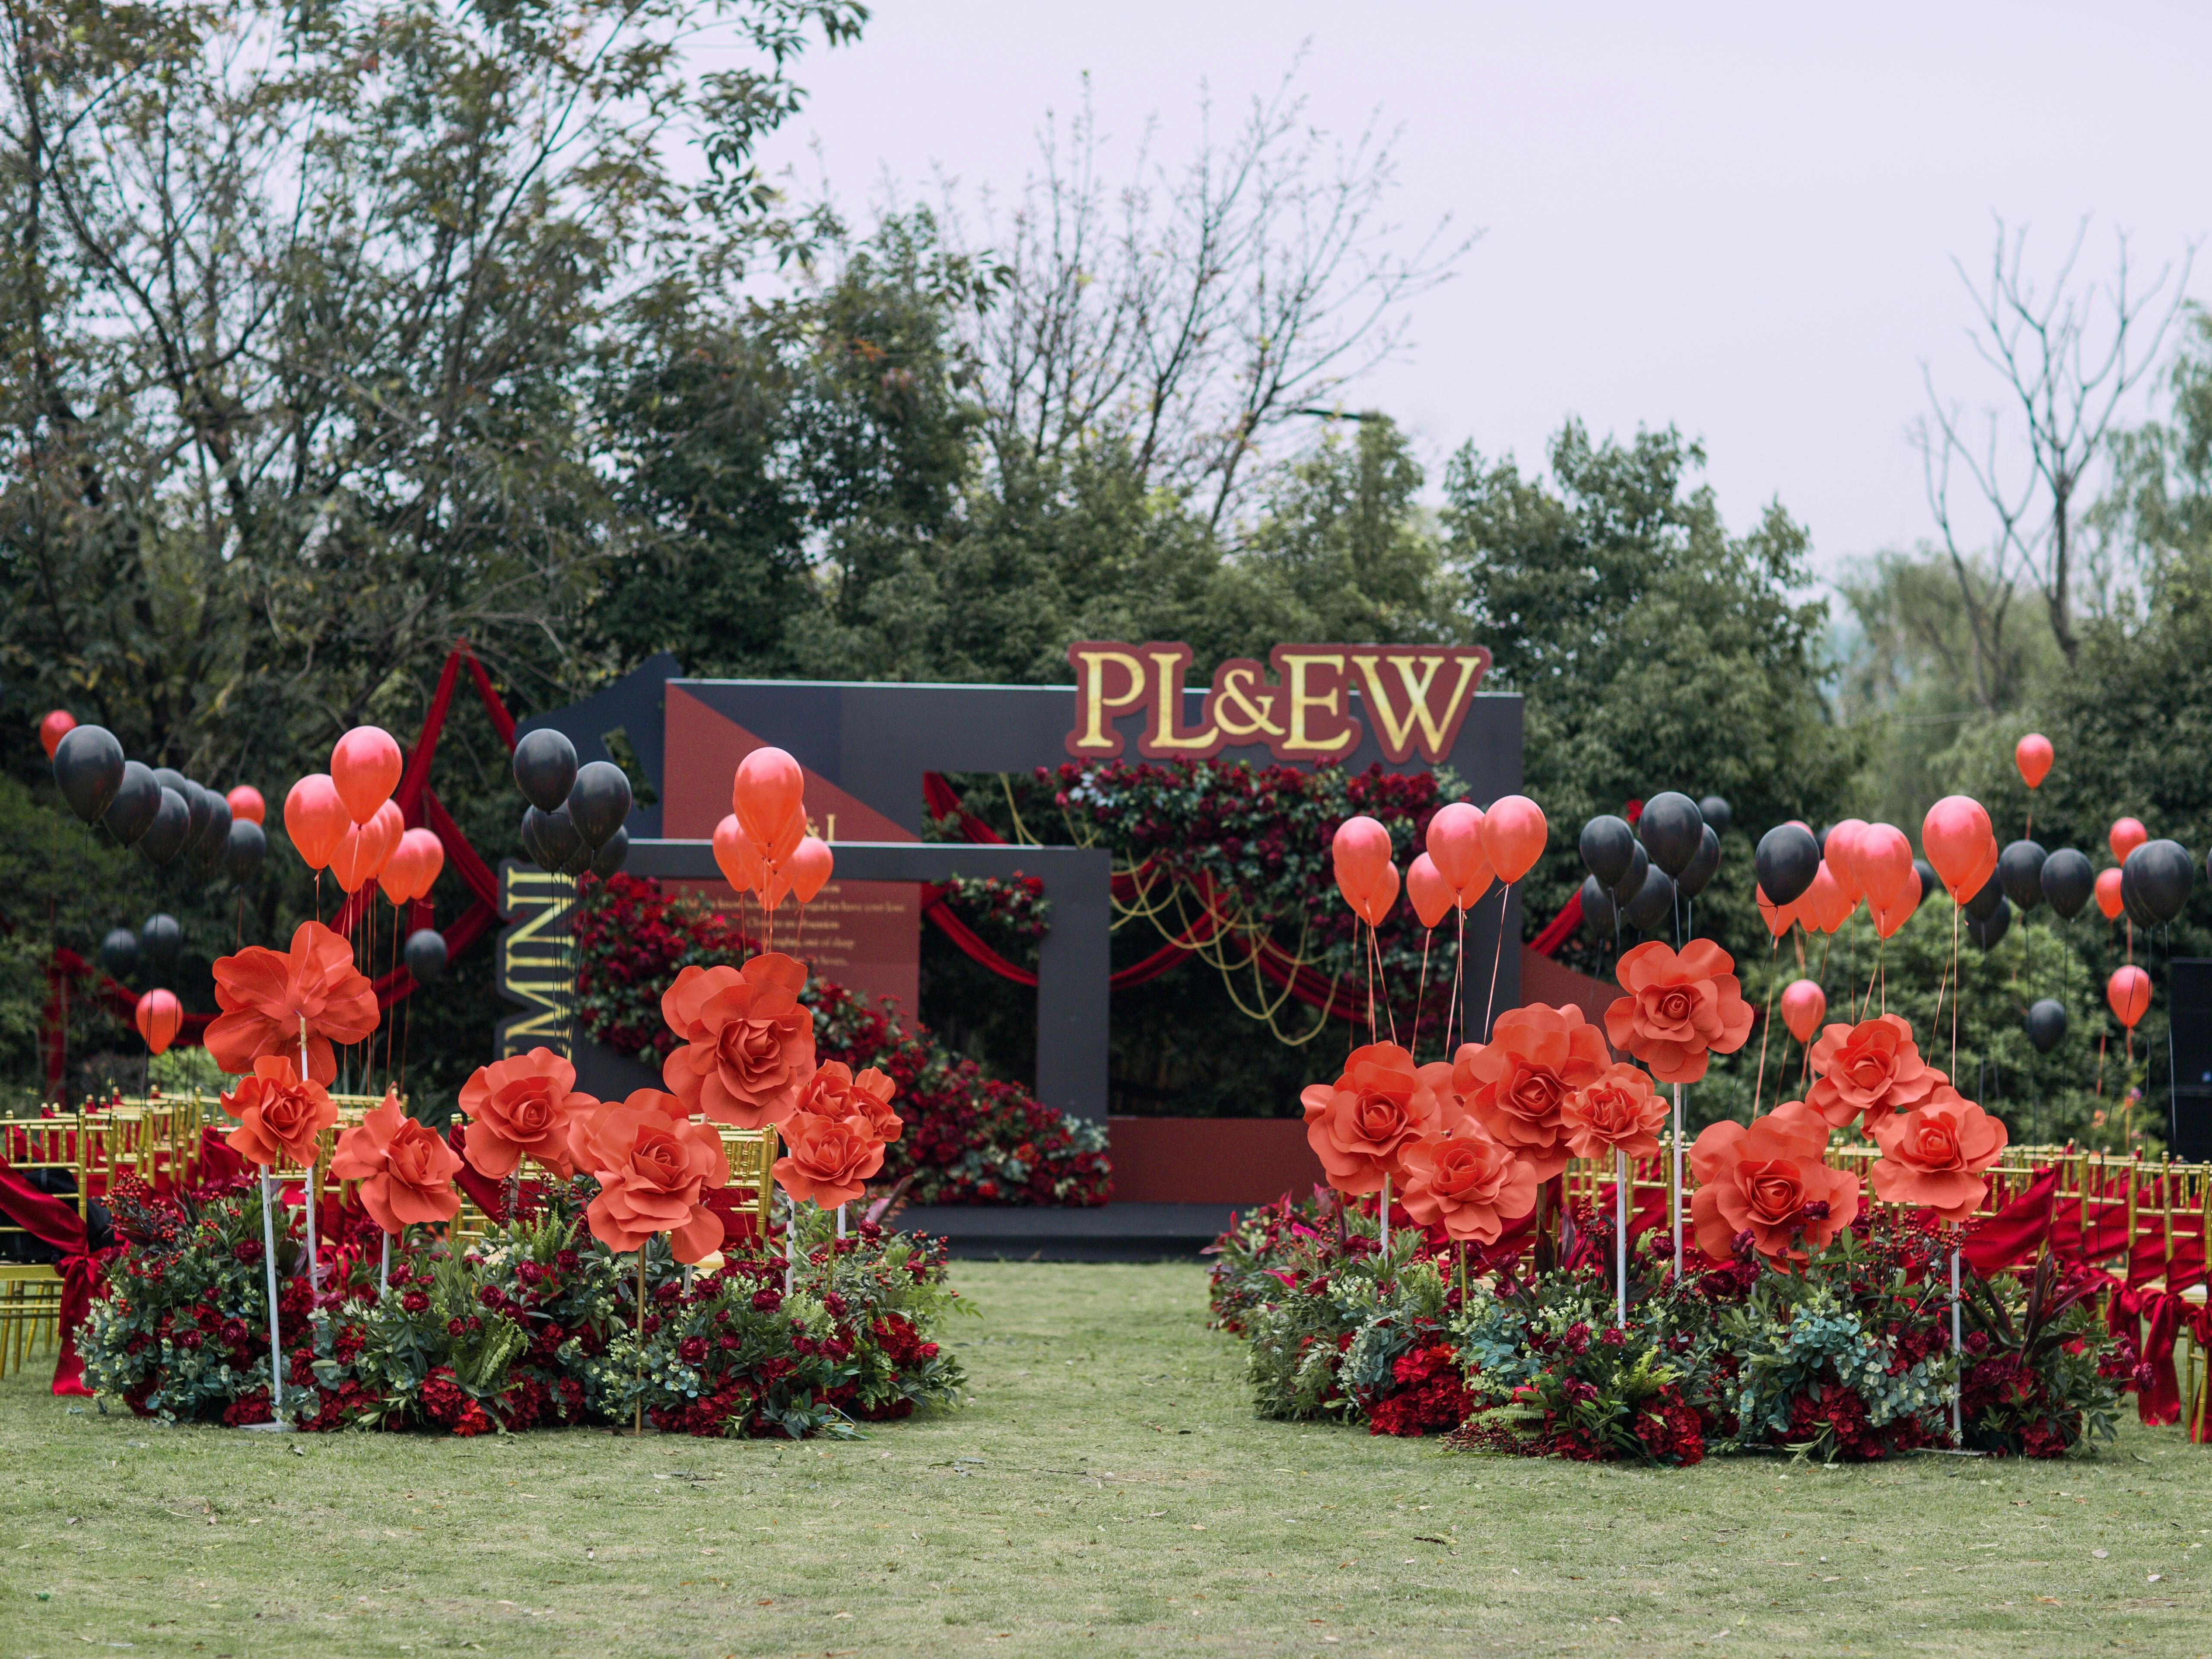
[
  {"xmin": 1412, "ymin": 929, "xmax": 1433, "ymax": 1061},
  {"xmin": 1370, "ymin": 921, "xmax": 1397, "ymax": 1048},
  {"xmin": 1950, "ymin": 896, "xmax": 1961, "ymax": 1081},
  {"xmin": 1751, "ymin": 931, "xmax": 1780, "ymax": 1119},
  {"xmin": 1482, "ymin": 884, "xmax": 1509, "ymax": 1041},
  {"xmin": 1444, "ymin": 907, "xmax": 1466, "ymax": 1057}
]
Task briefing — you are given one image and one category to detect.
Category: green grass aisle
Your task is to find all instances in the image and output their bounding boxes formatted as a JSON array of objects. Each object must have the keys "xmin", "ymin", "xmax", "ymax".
[{"xmin": 3, "ymin": 1261, "xmax": 2209, "ymax": 1656}]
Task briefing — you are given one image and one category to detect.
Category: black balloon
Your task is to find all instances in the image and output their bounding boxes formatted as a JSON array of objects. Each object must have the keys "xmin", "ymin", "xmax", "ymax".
[
  {"xmin": 567, "ymin": 760, "xmax": 633, "ymax": 849},
  {"xmin": 139, "ymin": 912, "xmax": 181, "ymax": 964},
  {"xmin": 53, "ymin": 725, "xmax": 125, "ymax": 824},
  {"xmin": 1638, "ymin": 792, "xmax": 1705, "ymax": 878},
  {"xmin": 559, "ymin": 834, "xmax": 594, "ymax": 877},
  {"xmin": 1623, "ymin": 864, "xmax": 1677, "ymax": 932},
  {"xmin": 224, "ymin": 819, "xmax": 267, "ymax": 884},
  {"xmin": 1612, "ymin": 842, "xmax": 1649, "ymax": 903},
  {"xmin": 102, "ymin": 761, "xmax": 161, "ymax": 849},
  {"xmin": 513, "ymin": 728, "xmax": 578, "ymax": 814},
  {"xmin": 100, "ymin": 927, "xmax": 140, "ymax": 978},
  {"xmin": 2025, "ymin": 997, "xmax": 2069, "ymax": 1054},
  {"xmin": 137, "ymin": 787, "xmax": 190, "ymax": 867},
  {"xmin": 1677, "ymin": 824, "xmax": 1722, "ymax": 899},
  {"xmin": 150, "ymin": 766, "xmax": 188, "ymax": 798},
  {"xmin": 179, "ymin": 781, "xmax": 215, "ymax": 858},
  {"xmin": 2118, "ymin": 858, "xmax": 2157, "ymax": 930},
  {"xmin": 1966, "ymin": 896, "xmax": 2011, "ymax": 950},
  {"xmin": 527, "ymin": 804, "xmax": 582, "ymax": 873},
  {"xmin": 590, "ymin": 826, "xmax": 630, "ymax": 879},
  {"xmin": 1914, "ymin": 858, "xmax": 1940, "ymax": 904},
  {"xmin": 186, "ymin": 789, "xmax": 232, "ymax": 880},
  {"xmin": 1579, "ymin": 815, "xmax": 1637, "ymax": 890},
  {"xmin": 1997, "ymin": 839, "xmax": 2047, "ymax": 913},
  {"xmin": 2040, "ymin": 849, "xmax": 2094, "ymax": 920},
  {"xmin": 2124, "ymin": 839, "xmax": 2193, "ymax": 925},
  {"xmin": 1754, "ymin": 823, "xmax": 1821, "ymax": 906},
  {"xmin": 1580, "ymin": 874, "xmax": 1619, "ymax": 938},
  {"xmin": 1963, "ymin": 873, "xmax": 2004, "ymax": 923},
  {"xmin": 404, "ymin": 928, "xmax": 448, "ymax": 984},
  {"xmin": 1698, "ymin": 795, "xmax": 1732, "ymax": 836}
]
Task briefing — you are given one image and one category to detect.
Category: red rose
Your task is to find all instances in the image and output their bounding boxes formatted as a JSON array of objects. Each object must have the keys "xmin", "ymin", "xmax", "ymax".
[
  {"xmin": 330, "ymin": 1095, "xmax": 462, "ymax": 1231},
  {"xmin": 1395, "ymin": 1124, "xmax": 1538, "ymax": 1244},
  {"xmin": 791, "ymin": 1061, "xmax": 902, "ymax": 1144},
  {"xmin": 660, "ymin": 954, "xmax": 817, "ymax": 1127},
  {"xmin": 566, "ymin": 1090, "xmax": 729, "ymax": 1262},
  {"xmin": 1688, "ymin": 1100, "xmax": 1859, "ymax": 1265},
  {"xmin": 220, "ymin": 1057, "xmax": 337, "ymax": 1170},
  {"xmin": 1559, "ymin": 1062, "xmax": 1668, "ymax": 1161},
  {"xmin": 1299, "ymin": 1042, "xmax": 1440, "ymax": 1196},
  {"xmin": 1605, "ymin": 940, "xmax": 1754, "ymax": 1084},
  {"xmin": 774, "ymin": 1111, "xmax": 888, "ymax": 1208},
  {"xmin": 207, "ymin": 921, "xmax": 377, "ymax": 1087},
  {"xmin": 1869, "ymin": 1088, "xmax": 2008, "ymax": 1222},
  {"xmin": 456, "ymin": 1048, "xmax": 594, "ymax": 1179},
  {"xmin": 1452, "ymin": 1004, "xmax": 1608, "ymax": 1180},
  {"xmin": 1805, "ymin": 1014, "xmax": 1947, "ymax": 1131}
]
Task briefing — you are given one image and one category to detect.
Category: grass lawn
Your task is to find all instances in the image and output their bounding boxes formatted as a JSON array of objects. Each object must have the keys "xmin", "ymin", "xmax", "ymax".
[{"xmin": 4, "ymin": 1259, "xmax": 2209, "ymax": 1658}]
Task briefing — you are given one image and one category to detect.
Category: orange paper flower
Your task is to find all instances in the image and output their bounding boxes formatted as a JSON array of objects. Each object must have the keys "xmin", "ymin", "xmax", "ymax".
[
  {"xmin": 660, "ymin": 953, "xmax": 817, "ymax": 1128},
  {"xmin": 1688, "ymin": 1101, "xmax": 1859, "ymax": 1265},
  {"xmin": 1804, "ymin": 1014, "xmax": 1948, "ymax": 1131},
  {"xmin": 792, "ymin": 1061, "xmax": 903, "ymax": 1144},
  {"xmin": 1868, "ymin": 1088, "xmax": 2009, "ymax": 1222},
  {"xmin": 207, "ymin": 920, "xmax": 377, "ymax": 1087},
  {"xmin": 456, "ymin": 1047, "xmax": 594, "ymax": 1179},
  {"xmin": 1452, "ymin": 1005, "xmax": 1608, "ymax": 1180},
  {"xmin": 1605, "ymin": 940, "xmax": 1754, "ymax": 1084},
  {"xmin": 772, "ymin": 1109, "xmax": 888, "ymax": 1208},
  {"xmin": 331, "ymin": 1095, "xmax": 463, "ymax": 1232},
  {"xmin": 220, "ymin": 1056, "xmax": 338, "ymax": 1170},
  {"xmin": 1559, "ymin": 1062, "xmax": 1668, "ymax": 1162},
  {"xmin": 1396, "ymin": 1123, "xmax": 1539, "ymax": 1244},
  {"xmin": 566, "ymin": 1090, "xmax": 729, "ymax": 1262},
  {"xmin": 1299, "ymin": 1042, "xmax": 1441, "ymax": 1196}
]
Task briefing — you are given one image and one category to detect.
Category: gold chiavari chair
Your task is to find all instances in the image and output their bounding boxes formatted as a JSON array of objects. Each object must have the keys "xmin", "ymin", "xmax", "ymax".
[
  {"xmin": 718, "ymin": 1124, "xmax": 780, "ymax": 1247},
  {"xmin": 0, "ymin": 1114, "xmax": 84, "ymax": 1379}
]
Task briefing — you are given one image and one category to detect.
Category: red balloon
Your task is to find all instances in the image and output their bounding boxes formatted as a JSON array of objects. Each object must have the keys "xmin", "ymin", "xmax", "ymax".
[
  {"xmin": 1453, "ymin": 839, "xmax": 1496, "ymax": 910},
  {"xmin": 1406, "ymin": 853, "xmax": 1454, "ymax": 930},
  {"xmin": 788, "ymin": 835, "xmax": 834, "ymax": 904},
  {"xmin": 226, "ymin": 784, "xmax": 266, "ymax": 826},
  {"xmin": 759, "ymin": 860, "xmax": 793, "ymax": 913},
  {"xmin": 1332, "ymin": 816, "xmax": 1392, "ymax": 892},
  {"xmin": 1872, "ymin": 869, "xmax": 1922, "ymax": 940},
  {"xmin": 734, "ymin": 748, "xmax": 806, "ymax": 854},
  {"xmin": 134, "ymin": 988, "xmax": 182, "ymax": 1058},
  {"xmin": 2015, "ymin": 733, "xmax": 2053, "ymax": 790},
  {"xmin": 1800, "ymin": 861, "xmax": 1853, "ymax": 935},
  {"xmin": 38, "ymin": 709, "xmax": 76, "ymax": 760},
  {"xmin": 1922, "ymin": 795, "xmax": 1996, "ymax": 899},
  {"xmin": 284, "ymin": 774, "xmax": 350, "ymax": 871},
  {"xmin": 2109, "ymin": 817, "xmax": 2148, "ymax": 866},
  {"xmin": 1480, "ymin": 795, "xmax": 1548, "ymax": 884},
  {"xmin": 713, "ymin": 813, "xmax": 761, "ymax": 896},
  {"xmin": 331, "ymin": 725, "xmax": 403, "ymax": 826},
  {"xmin": 2107, "ymin": 965, "xmax": 2151, "ymax": 1029},
  {"xmin": 379, "ymin": 826, "xmax": 444, "ymax": 905},
  {"xmin": 1825, "ymin": 820, "xmax": 1869, "ymax": 905},
  {"xmin": 407, "ymin": 828, "xmax": 444, "ymax": 899},
  {"xmin": 1780, "ymin": 979, "xmax": 1827, "ymax": 1044},
  {"xmin": 1351, "ymin": 860, "xmax": 1400, "ymax": 927},
  {"xmin": 2094, "ymin": 866, "xmax": 2125, "ymax": 921},
  {"xmin": 1756, "ymin": 885, "xmax": 1797, "ymax": 939},
  {"xmin": 1856, "ymin": 823, "xmax": 1914, "ymax": 909},
  {"xmin": 1424, "ymin": 802, "xmax": 1487, "ymax": 893},
  {"xmin": 330, "ymin": 799, "xmax": 403, "ymax": 893}
]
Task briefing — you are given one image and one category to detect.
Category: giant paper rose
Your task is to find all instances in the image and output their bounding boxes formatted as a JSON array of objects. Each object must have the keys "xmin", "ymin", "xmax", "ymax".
[
  {"xmin": 1396, "ymin": 1123, "xmax": 1538, "ymax": 1244},
  {"xmin": 1300, "ymin": 1042, "xmax": 1441, "ymax": 1196},
  {"xmin": 207, "ymin": 920, "xmax": 377, "ymax": 1087},
  {"xmin": 660, "ymin": 953, "xmax": 817, "ymax": 1127},
  {"xmin": 1688, "ymin": 1100, "xmax": 1859, "ymax": 1265},
  {"xmin": 456, "ymin": 1047, "xmax": 594, "ymax": 1179},
  {"xmin": 331, "ymin": 1095, "xmax": 463, "ymax": 1232},
  {"xmin": 566, "ymin": 1089, "xmax": 729, "ymax": 1262},
  {"xmin": 1452, "ymin": 1005, "xmax": 1608, "ymax": 1180},
  {"xmin": 792, "ymin": 1060, "xmax": 903, "ymax": 1144},
  {"xmin": 773, "ymin": 1109, "xmax": 889, "ymax": 1208},
  {"xmin": 1605, "ymin": 940, "xmax": 1754, "ymax": 1084},
  {"xmin": 1804, "ymin": 1014, "xmax": 1948, "ymax": 1131},
  {"xmin": 1868, "ymin": 1088, "xmax": 2009, "ymax": 1223},
  {"xmin": 1560, "ymin": 1062, "xmax": 1668, "ymax": 1161},
  {"xmin": 220, "ymin": 1055, "xmax": 338, "ymax": 1170}
]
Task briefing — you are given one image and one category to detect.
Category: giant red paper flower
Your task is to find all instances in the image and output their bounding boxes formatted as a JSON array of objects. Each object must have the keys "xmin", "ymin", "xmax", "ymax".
[
  {"xmin": 1300, "ymin": 1042, "xmax": 1441, "ymax": 1196},
  {"xmin": 1868, "ymin": 1088, "xmax": 2009, "ymax": 1223},
  {"xmin": 1605, "ymin": 940, "xmax": 1754, "ymax": 1084},
  {"xmin": 660, "ymin": 953, "xmax": 817, "ymax": 1127},
  {"xmin": 1688, "ymin": 1101, "xmax": 1859, "ymax": 1265},
  {"xmin": 1396, "ymin": 1123, "xmax": 1538, "ymax": 1244},
  {"xmin": 792, "ymin": 1060, "xmax": 903, "ymax": 1144},
  {"xmin": 566, "ymin": 1090, "xmax": 729, "ymax": 1262},
  {"xmin": 1805, "ymin": 1014, "xmax": 1948, "ymax": 1131},
  {"xmin": 456, "ymin": 1047, "xmax": 594, "ymax": 1179},
  {"xmin": 331, "ymin": 1095, "xmax": 463, "ymax": 1232},
  {"xmin": 207, "ymin": 920, "xmax": 377, "ymax": 1087},
  {"xmin": 1452, "ymin": 1005, "xmax": 1608, "ymax": 1180},
  {"xmin": 772, "ymin": 1109, "xmax": 889, "ymax": 1208},
  {"xmin": 1560, "ymin": 1062, "xmax": 1668, "ymax": 1162},
  {"xmin": 221, "ymin": 1056, "xmax": 338, "ymax": 1170}
]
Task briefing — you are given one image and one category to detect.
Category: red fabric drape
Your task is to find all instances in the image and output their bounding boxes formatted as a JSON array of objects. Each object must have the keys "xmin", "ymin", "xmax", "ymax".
[{"xmin": 0, "ymin": 1153, "xmax": 97, "ymax": 1395}]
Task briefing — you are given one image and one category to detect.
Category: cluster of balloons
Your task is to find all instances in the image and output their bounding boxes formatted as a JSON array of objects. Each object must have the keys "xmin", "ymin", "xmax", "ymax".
[
  {"xmin": 513, "ymin": 729, "xmax": 634, "ymax": 878},
  {"xmin": 1577, "ymin": 793, "xmax": 1726, "ymax": 937},
  {"xmin": 710, "ymin": 748, "xmax": 833, "ymax": 911},
  {"xmin": 283, "ymin": 727, "xmax": 446, "ymax": 903},
  {"xmin": 1331, "ymin": 796, "xmax": 1548, "ymax": 930},
  {"xmin": 47, "ymin": 714, "xmax": 267, "ymax": 884}
]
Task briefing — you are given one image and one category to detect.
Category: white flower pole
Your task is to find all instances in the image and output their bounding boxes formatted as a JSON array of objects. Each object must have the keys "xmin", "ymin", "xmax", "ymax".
[
  {"xmin": 1672, "ymin": 1084, "xmax": 1684, "ymax": 1279},
  {"xmin": 1616, "ymin": 1147, "xmax": 1630, "ymax": 1328}
]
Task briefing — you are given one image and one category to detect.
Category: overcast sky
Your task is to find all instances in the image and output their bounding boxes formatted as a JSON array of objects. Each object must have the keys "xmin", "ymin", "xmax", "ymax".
[{"xmin": 745, "ymin": 1, "xmax": 2209, "ymax": 584}]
